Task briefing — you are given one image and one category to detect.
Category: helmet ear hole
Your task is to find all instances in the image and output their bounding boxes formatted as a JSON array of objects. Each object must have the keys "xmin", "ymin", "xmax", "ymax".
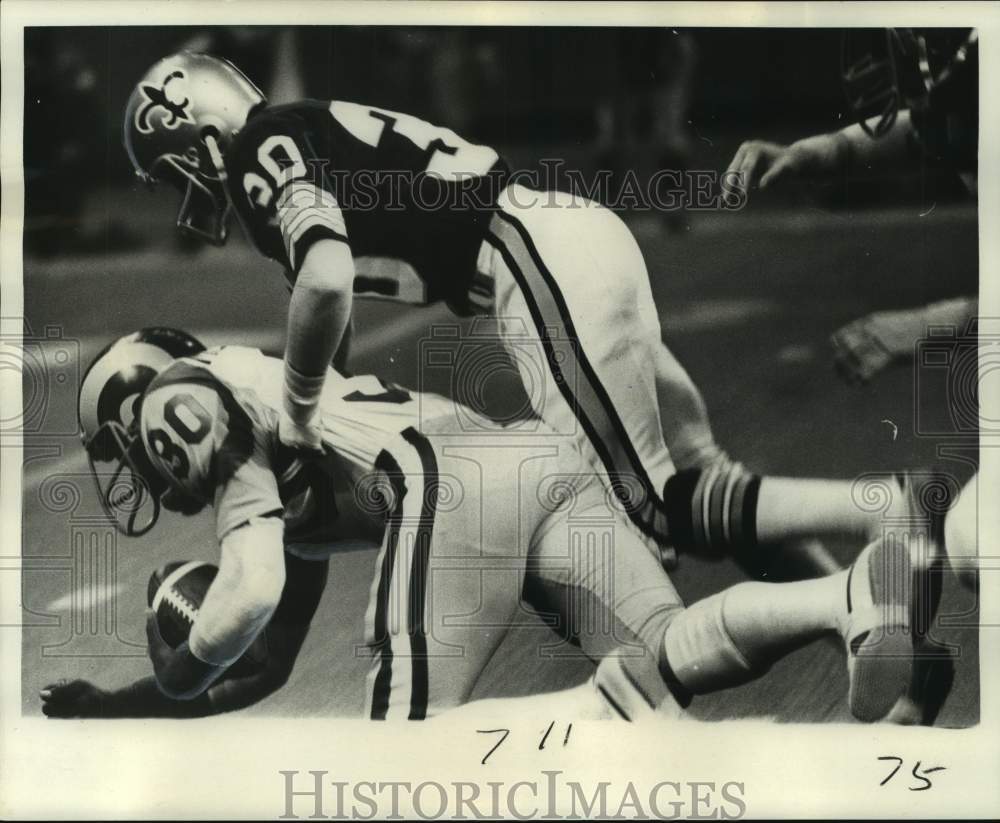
[
  {"xmin": 128, "ymin": 436, "xmax": 168, "ymax": 499},
  {"xmin": 197, "ymin": 117, "xmax": 228, "ymax": 150}
]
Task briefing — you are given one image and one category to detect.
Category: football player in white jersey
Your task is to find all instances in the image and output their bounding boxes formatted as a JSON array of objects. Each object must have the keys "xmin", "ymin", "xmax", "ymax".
[
  {"xmin": 122, "ymin": 52, "xmax": 912, "ymax": 577},
  {"xmin": 43, "ymin": 327, "xmax": 936, "ymax": 723}
]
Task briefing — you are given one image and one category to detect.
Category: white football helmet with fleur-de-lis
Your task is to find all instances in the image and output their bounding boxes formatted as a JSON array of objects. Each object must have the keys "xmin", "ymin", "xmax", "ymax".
[{"xmin": 123, "ymin": 52, "xmax": 265, "ymax": 244}]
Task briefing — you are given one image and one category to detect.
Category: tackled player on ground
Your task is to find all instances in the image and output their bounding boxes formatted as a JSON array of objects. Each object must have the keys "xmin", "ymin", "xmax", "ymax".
[{"xmin": 42, "ymin": 328, "xmax": 943, "ymax": 723}]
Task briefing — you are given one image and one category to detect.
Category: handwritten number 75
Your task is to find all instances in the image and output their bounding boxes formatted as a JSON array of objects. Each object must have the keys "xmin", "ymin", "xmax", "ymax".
[{"xmin": 878, "ymin": 756, "xmax": 946, "ymax": 791}]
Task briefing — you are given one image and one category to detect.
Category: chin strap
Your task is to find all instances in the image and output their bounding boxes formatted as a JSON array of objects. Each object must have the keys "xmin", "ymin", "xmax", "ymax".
[
  {"xmin": 193, "ymin": 133, "xmax": 234, "ymax": 246},
  {"xmin": 203, "ymin": 133, "xmax": 228, "ymax": 183}
]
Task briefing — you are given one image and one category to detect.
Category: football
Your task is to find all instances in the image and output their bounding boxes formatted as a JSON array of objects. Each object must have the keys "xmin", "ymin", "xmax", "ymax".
[
  {"xmin": 147, "ymin": 560, "xmax": 218, "ymax": 648},
  {"xmin": 147, "ymin": 560, "xmax": 268, "ymax": 673}
]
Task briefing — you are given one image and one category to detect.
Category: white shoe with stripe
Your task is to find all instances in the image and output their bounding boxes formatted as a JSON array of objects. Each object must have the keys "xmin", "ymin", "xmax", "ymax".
[{"xmin": 840, "ymin": 536, "xmax": 916, "ymax": 722}]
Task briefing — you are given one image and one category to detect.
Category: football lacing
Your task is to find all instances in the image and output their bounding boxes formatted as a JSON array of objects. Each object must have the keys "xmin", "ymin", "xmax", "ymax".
[{"xmin": 162, "ymin": 587, "xmax": 199, "ymax": 625}]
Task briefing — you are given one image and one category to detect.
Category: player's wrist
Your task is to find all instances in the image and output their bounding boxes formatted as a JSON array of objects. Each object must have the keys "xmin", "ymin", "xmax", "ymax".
[
  {"xmin": 282, "ymin": 360, "xmax": 324, "ymax": 424},
  {"xmin": 793, "ymin": 132, "xmax": 848, "ymax": 176},
  {"xmin": 155, "ymin": 641, "xmax": 226, "ymax": 700}
]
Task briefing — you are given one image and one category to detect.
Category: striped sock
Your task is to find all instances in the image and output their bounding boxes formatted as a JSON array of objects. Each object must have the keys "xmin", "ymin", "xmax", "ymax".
[{"xmin": 664, "ymin": 458, "xmax": 761, "ymax": 556}]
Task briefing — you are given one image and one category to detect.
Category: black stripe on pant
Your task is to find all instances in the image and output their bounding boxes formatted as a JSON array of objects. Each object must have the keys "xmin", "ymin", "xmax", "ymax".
[
  {"xmin": 402, "ymin": 427, "xmax": 438, "ymax": 720},
  {"xmin": 485, "ymin": 210, "xmax": 670, "ymax": 544},
  {"xmin": 368, "ymin": 428, "xmax": 439, "ymax": 720},
  {"xmin": 369, "ymin": 449, "xmax": 406, "ymax": 720}
]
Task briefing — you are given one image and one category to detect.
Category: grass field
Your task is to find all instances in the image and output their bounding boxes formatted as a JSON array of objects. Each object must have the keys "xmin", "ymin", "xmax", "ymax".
[{"xmin": 19, "ymin": 188, "xmax": 979, "ymax": 724}]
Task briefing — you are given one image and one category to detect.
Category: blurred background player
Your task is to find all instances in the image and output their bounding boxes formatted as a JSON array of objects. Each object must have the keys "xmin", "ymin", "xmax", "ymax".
[
  {"xmin": 724, "ymin": 27, "xmax": 979, "ymax": 724},
  {"xmin": 726, "ymin": 28, "xmax": 977, "ymax": 389},
  {"xmin": 42, "ymin": 327, "xmax": 936, "ymax": 722},
  {"xmin": 723, "ymin": 27, "xmax": 978, "ymax": 587}
]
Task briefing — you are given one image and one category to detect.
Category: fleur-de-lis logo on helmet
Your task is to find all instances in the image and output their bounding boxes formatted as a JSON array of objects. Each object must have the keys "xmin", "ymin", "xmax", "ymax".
[{"xmin": 135, "ymin": 69, "xmax": 195, "ymax": 135}]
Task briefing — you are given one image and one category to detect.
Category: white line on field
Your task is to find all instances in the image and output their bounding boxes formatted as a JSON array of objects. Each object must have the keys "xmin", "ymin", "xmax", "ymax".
[{"xmin": 45, "ymin": 583, "xmax": 125, "ymax": 614}]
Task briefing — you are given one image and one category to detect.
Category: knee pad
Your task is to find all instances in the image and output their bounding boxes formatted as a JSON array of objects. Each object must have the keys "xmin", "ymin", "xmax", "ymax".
[
  {"xmin": 661, "ymin": 592, "xmax": 765, "ymax": 694},
  {"xmin": 663, "ymin": 456, "xmax": 761, "ymax": 557}
]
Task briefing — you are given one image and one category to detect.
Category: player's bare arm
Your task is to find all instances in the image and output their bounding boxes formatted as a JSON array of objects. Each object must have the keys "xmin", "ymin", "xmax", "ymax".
[
  {"xmin": 831, "ymin": 296, "xmax": 979, "ymax": 385},
  {"xmin": 148, "ymin": 516, "xmax": 285, "ymax": 699},
  {"xmin": 725, "ymin": 111, "xmax": 914, "ymax": 191},
  {"xmin": 41, "ymin": 553, "xmax": 329, "ymax": 718},
  {"xmin": 282, "ymin": 239, "xmax": 355, "ymax": 451}
]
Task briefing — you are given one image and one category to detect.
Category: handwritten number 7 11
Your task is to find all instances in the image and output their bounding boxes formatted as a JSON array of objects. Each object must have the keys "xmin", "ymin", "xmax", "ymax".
[{"xmin": 477, "ymin": 722, "xmax": 573, "ymax": 765}]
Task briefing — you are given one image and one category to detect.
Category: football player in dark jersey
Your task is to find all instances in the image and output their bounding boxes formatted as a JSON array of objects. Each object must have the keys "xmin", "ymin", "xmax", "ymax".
[
  {"xmin": 41, "ymin": 328, "xmax": 936, "ymax": 722},
  {"xmin": 122, "ymin": 51, "xmax": 929, "ymax": 582}
]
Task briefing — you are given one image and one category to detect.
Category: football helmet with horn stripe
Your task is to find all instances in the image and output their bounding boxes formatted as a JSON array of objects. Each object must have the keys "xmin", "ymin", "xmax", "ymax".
[{"xmin": 78, "ymin": 328, "xmax": 206, "ymax": 536}]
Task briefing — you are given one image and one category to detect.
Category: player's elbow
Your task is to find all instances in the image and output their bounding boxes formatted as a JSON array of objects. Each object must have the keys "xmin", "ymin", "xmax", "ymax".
[{"xmin": 235, "ymin": 566, "xmax": 285, "ymax": 624}]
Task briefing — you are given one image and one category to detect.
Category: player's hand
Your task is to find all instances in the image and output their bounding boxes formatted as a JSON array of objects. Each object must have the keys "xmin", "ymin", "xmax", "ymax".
[
  {"xmin": 278, "ymin": 411, "xmax": 324, "ymax": 453},
  {"xmin": 39, "ymin": 678, "xmax": 107, "ymax": 718},
  {"xmin": 145, "ymin": 608, "xmax": 176, "ymax": 678},
  {"xmin": 725, "ymin": 133, "xmax": 847, "ymax": 191},
  {"xmin": 831, "ymin": 308, "xmax": 926, "ymax": 385}
]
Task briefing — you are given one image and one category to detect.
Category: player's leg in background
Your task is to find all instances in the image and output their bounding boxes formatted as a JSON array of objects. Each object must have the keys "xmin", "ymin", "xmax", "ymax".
[
  {"xmin": 944, "ymin": 474, "xmax": 979, "ymax": 590},
  {"xmin": 635, "ymin": 235, "xmax": 870, "ymax": 552},
  {"xmin": 666, "ymin": 462, "xmax": 953, "ymax": 581},
  {"xmin": 755, "ymin": 475, "xmax": 902, "ymax": 545},
  {"xmin": 527, "ymin": 465, "xmax": 939, "ymax": 722}
]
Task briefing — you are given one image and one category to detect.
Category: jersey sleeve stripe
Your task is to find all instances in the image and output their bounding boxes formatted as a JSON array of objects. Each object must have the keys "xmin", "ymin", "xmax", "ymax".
[
  {"xmin": 277, "ymin": 180, "xmax": 349, "ymax": 271},
  {"xmin": 278, "ymin": 187, "xmax": 336, "ymax": 212},
  {"xmin": 276, "ymin": 179, "xmax": 337, "ymax": 209},
  {"xmin": 285, "ymin": 208, "xmax": 347, "ymax": 244}
]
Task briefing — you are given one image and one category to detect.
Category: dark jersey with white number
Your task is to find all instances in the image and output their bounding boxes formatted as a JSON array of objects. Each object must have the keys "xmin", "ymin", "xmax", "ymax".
[
  {"xmin": 224, "ymin": 100, "xmax": 509, "ymax": 313},
  {"xmin": 139, "ymin": 345, "xmax": 457, "ymax": 549}
]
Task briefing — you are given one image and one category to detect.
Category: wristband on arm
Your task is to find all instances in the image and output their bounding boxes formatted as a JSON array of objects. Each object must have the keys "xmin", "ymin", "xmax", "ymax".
[{"xmin": 283, "ymin": 360, "xmax": 326, "ymax": 425}]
